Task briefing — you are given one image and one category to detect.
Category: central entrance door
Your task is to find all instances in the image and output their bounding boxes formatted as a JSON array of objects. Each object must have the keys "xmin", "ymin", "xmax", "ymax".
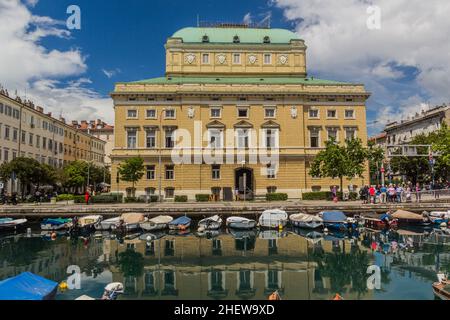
[{"xmin": 235, "ymin": 168, "xmax": 254, "ymax": 200}]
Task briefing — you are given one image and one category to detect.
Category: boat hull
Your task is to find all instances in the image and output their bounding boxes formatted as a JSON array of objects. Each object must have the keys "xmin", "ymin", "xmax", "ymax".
[
  {"xmin": 140, "ymin": 222, "xmax": 168, "ymax": 231},
  {"xmin": 432, "ymin": 282, "xmax": 450, "ymax": 300},
  {"xmin": 0, "ymin": 219, "xmax": 28, "ymax": 230},
  {"xmin": 40, "ymin": 223, "xmax": 71, "ymax": 231},
  {"xmin": 290, "ymin": 220, "xmax": 323, "ymax": 229},
  {"xmin": 169, "ymin": 223, "xmax": 191, "ymax": 230}
]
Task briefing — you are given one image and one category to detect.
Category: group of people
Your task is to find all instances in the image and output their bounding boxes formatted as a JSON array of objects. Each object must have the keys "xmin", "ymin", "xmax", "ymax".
[
  {"xmin": 0, "ymin": 190, "xmax": 17, "ymax": 205},
  {"xmin": 360, "ymin": 183, "xmax": 423, "ymax": 204}
]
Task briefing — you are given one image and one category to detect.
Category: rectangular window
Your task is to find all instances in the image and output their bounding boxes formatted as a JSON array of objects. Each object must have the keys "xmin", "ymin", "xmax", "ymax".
[
  {"xmin": 209, "ymin": 129, "xmax": 223, "ymax": 148},
  {"xmin": 264, "ymin": 53, "xmax": 272, "ymax": 64},
  {"xmin": 0, "ymin": 103, "xmax": 3, "ymax": 114},
  {"xmin": 4, "ymin": 126, "xmax": 10, "ymax": 140},
  {"xmin": 165, "ymin": 129, "xmax": 174, "ymax": 148},
  {"xmin": 146, "ymin": 130, "xmax": 156, "ymax": 148},
  {"xmin": 13, "ymin": 128, "xmax": 18, "ymax": 141},
  {"xmin": 127, "ymin": 130, "xmax": 137, "ymax": 149},
  {"xmin": 29, "ymin": 133, "xmax": 33, "ymax": 145},
  {"xmin": 309, "ymin": 108, "xmax": 319, "ymax": 118},
  {"xmin": 165, "ymin": 188, "xmax": 175, "ymax": 199},
  {"xmin": 164, "ymin": 109, "xmax": 175, "ymax": 119},
  {"xmin": 6, "ymin": 106, "xmax": 12, "ymax": 117},
  {"xmin": 21, "ymin": 131, "xmax": 26, "ymax": 144},
  {"xmin": 237, "ymin": 129, "xmax": 249, "ymax": 148},
  {"xmin": 265, "ymin": 108, "xmax": 276, "ymax": 118},
  {"xmin": 165, "ymin": 165, "xmax": 174, "ymax": 180},
  {"xmin": 36, "ymin": 135, "xmax": 40, "ymax": 148},
  {"xmin": 212, "ymin": 165, "xmax": 221, "ymax": 180},
  {"xmin": 4, "ymin": 149, "xmax": 9, "ymax": 162},
  {"xmin": 345, "ymin": 128, "xmax": 356, "ymax": 140},
  {"xmin": 146, "ymin": 165, "xmax": 155, "ymax": 180},
  {"xmin": 310, "ymin": 129, "xmax": 320, "ymax": 148},
  {"xmin": 327, "ymin": 110, "xmax": 337, "ymax": 118},
  {"xmin": 127, "ymin": 109, "xmax": 138, "ymax": 118},
  {"xmin": 327, "ymin": 128, "xmax": 338, "ymax": 141},
  {"xmin": 202, "ymin": 53, "xmax": 210, "ymax": 64},
  {"xmin": 267, "ymin": 164, "xmax": 276, "ymax": 179},
  {"xmin": 233, "ymin": 53, "xmax": 241, "ymax": 64},
  {"xmin": 146, "ymin": 109, "xmax": 156, "ymax": 119},
  {"xmin": 210, "ymin": 108, "xmax": 221, "ymax": 118},
  {"xmin": 237, "ymin": 108, "xmax": 248, "ymax": 118},
  {"xmin": 42, "ymin": 137, "xmax": 47, "ymax": 150},
  {"xmin": 265, "ymin": 129, "xmax": 278, "ymax": 148},
  {"xmin": 345, "ymin": 109, "xmax": 355, "ymax": 119}
]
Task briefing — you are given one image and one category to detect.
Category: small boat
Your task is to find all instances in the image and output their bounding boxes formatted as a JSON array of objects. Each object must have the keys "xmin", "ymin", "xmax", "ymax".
[
  {"xmin": 0, "ymin": 218, "xmax": 28, "ymax": 230},
  {"xmin": 392, "ymin": 210, "xmax": 430, "ymax": 226},
  {"xmin": 360, "ymin": 213, "xmax": 398, "ymax": 230},
  {"xmin": 139, "ymin": 231, "xmax": 166, "ymax": 241},
  {"xmin": 95, "ymin": 217, "xmax": 121, "ymax": 231},
  {"xmin": 289, "ymin": 213, "xmax": 323, "ymax": 229},
  {"xmin": 258, "ymin": 209, "xmax": 289, "ymax": 229},
  {"xmin": 140, "ymin": 215, "xmax": 173, "ymax": 231},
  {"xmin": 76, "ymin": 282, "xmax": 124, "ymax": 301},
  {"xmin": 116, "ymin": 213, "xmax": 146, "ymax": 232},
  {"xmin": 0, "ymin": 272, "xmax": 58, "ymax": 300},
  {"xmin": 319, "ymin": 211, "xmax": 356, "ymax": 230},
  {"xmin": 198, "ymin": 215, "xmax": 222, "ymax": 231},
  {"xmin": 226, "ymin": 216, "xmax": 257, "ymax": 230},
  {"xmin": 432, "ymin": 274, "xmax": 449, "ymax": 300},
  {"xmin": 168, "ymin": 216, "xmax": 191, "ymax": 230},
  {"xmin": 41, "ymin": 218, "xmax": 72, "ymax": 231},
  {"xmin": 77, "ymin": 215, "xmax": 103, "ymax": 231},
  {"xmin": 427, "ymin": 211, "xmax": 450, "ymax": 225}
]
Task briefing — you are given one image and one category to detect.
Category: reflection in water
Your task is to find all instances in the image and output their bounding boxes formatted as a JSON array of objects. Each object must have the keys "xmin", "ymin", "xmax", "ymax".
[{"xmin": 0, "ymin": 226, "xmax": 449, "ymax": 300}]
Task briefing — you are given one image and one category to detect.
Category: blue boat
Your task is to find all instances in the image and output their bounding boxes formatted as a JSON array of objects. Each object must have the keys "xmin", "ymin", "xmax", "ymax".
[
  {"xmin": 168, "ymin": 216, "xmax": 191, "ymax": 230},
  {"xmin": 320, "ymin": 211, "xmax": 357, "ymax": 230},
  {"xmin": 0, "ymin": 272, "xmax": 58, "ymax": 300}
]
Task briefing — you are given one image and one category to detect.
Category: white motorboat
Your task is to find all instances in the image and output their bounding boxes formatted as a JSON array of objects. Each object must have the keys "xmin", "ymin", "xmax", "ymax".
[
  {"xmin": 226, "ymin": 216, "xmax": 257, "ymax": 230},
  {"xmin": 116, "ymin": 213, "xmax": 146, "ymax": 232},
  {"xmin": 76, "ymin": 282, "xmax": 124, "ymax": 301},
  {"xmin": 140, "ymin": 215, "xmax": 173, "ymax": 231},
  {"xmin": 198, "ymin": 215, "xmax": 222, "ymax": 231},
  {"xmin": 95, "ymin": 217, "xmax": 121, "ymax": 231},
  {"xmin": 0, "ymin": 218, "xmax": 28, "ymax": 230},
  {"xmin": 427, "ymin": 211, "xmax": 450, "ymax": 225},
  {"xmin": 289, "ymin": 213, "xmax": 323, "ymax": 229},
  {"xmin": 77, "ymin": 215, "xmax": 103, "ymax": 231},
  {"xmin": 258, "ymin": 209, "xmax": 289, "ymax": 228}
]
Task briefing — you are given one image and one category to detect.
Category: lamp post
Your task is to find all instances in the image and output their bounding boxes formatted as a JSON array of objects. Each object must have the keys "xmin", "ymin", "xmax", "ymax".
[{"xmin": 158, "ymin": 108, "xmax": 166, "ymax": 203}]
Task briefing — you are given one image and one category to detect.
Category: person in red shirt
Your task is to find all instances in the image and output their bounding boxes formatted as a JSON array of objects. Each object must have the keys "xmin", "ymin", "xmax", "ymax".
[
  {"xmin": 85, "ymin": 189, "xmax": 91, "ymax": 205},
  {"xmin": 369, "ymin": 186, "xmax": 376, "ymax": 204}
]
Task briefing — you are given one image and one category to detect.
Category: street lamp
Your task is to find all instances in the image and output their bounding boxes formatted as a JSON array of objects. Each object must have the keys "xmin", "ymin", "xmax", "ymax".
[{"xmin": 158, "ymin": 108, "xmax": 166, "ymax": 203}]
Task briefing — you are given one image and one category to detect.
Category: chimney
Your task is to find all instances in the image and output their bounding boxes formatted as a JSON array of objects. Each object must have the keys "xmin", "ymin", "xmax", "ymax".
[
  {"xmin": 96, "ymin": 119, "xmax": 102, "ymax": 126},
  {"xmin": 60, "ymin": 117, "xmax": 66, "ymax": 123},
  {"xmin": 47, "ymin": 112, "xmax": 52, "ymax": 117},
  {"xmin": 72, "ymin": 120, "xmax": 78, "ymax": 125}
]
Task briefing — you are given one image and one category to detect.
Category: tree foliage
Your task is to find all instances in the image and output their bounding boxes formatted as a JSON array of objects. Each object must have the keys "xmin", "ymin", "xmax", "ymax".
[
  {"xmin": 118, "ymin": 157, "xmax": 145, "ymax": 192},
  {"xmin": 309, "ymin": 138, "xmax": 368, "ymax": 197}
]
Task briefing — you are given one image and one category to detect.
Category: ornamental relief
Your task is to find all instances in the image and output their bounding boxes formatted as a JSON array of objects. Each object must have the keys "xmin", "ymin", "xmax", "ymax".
[
  {"xmin": 248, "ymin": 54, "xmax": 258, "ymax": 65},
  {"xmin": 185, "ymin": 53, "xmax": 196, "ymax": 64},
  {"xmin": 217, "ymin": 54, "xmax": 227, "ymax": 65},
  {"xmin": 278, "ymin": 55, "xmax": 288, "ymax": 65}
]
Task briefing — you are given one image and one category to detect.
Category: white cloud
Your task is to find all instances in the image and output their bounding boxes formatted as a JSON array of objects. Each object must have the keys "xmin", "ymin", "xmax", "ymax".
[
  {"xmin": 274, "ymin": 0, "xmax": 450, "ymax": 133},
  {"xmin": 0, "ymin": 0, "xmax": 112, "ymax": 123},
  {"xmin": 102, "ymin": 68, "xmax": 121, "ymax": 79}
]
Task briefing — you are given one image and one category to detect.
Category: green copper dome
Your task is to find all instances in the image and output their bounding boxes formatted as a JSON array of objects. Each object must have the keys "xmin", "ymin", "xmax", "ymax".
[{"xmin": 171, "ymin": 27, "xmax": 301, "ymax": 44}]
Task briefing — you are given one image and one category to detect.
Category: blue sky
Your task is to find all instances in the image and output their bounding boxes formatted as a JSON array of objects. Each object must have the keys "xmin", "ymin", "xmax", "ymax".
[{"xmin": 1, "ymin": 0, "xmax": 449, "ymax": 136}]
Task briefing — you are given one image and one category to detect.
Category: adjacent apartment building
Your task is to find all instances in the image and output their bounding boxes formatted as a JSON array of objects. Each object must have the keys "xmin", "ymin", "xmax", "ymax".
[
  {"xmin": 111, "ymin": 24, "xmax": 370, "ymax": 200},
  {"xmin": 0, "ymin": 89, "xmax": 106, "ymax": 192}
]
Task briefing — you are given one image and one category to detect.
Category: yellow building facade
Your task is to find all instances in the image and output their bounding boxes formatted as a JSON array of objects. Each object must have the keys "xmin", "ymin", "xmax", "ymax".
[{"xmin": 111, "ymin": 25, "xmax": 370, "ymax": 200}]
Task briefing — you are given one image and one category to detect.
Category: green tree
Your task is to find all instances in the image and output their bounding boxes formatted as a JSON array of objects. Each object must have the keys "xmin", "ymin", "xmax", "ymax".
[
  {"xmin": 61, "ymin": 160, "xmax": 88, "ymax": 189},
  {"xmin": 5, "ymin": 157, "xmax": 44, "ymax": 197},
  {"xmin": 118, "ymin": 157, "xmax": 145, "ymax": 197},
  {"xmin": 367, "ymin": 140, "xmax": 385, "ymax": 185},
  {"xmin": 310, "ymin": 138, "xmax": 368, "ymax": 199},
  {"xmin": 118, "ymin": 249, "xmax": 144, "ymax": 277}
]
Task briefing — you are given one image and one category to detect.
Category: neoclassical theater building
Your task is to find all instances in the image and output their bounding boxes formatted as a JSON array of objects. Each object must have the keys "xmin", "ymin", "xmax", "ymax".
[{"xmin": 111, "ymin": 24, "xmax": 370, "ymax": 200}]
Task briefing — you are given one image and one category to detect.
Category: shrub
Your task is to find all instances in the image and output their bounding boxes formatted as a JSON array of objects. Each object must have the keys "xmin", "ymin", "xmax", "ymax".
[
  {"xmin": 124, "ymin": 197, "xmax": 145, "ymax": 203},
  {"xmin": 56, "ymin": 194, "xmax": 75, "ymax": 201},
  {"xmin": 266, "ymin": 193, "xmax": 288, "ymax": 201},
  {"xmin": 175, "ymin": 195, "xmax": 188, "ymax": 202},
  {"xmin": 302, "ymin": 191, "xmax": 358, "ymax": 201},
  {"xmin": 195, "ymin": 194, "xmax": 210, "ymax": 202},
  {"xmin": 93, "ymin": 193, "xmax": 123, "ymax": 204},
  {"xmin": 74, "ymin": 195, "xmax": 85, "ymax": 204}
]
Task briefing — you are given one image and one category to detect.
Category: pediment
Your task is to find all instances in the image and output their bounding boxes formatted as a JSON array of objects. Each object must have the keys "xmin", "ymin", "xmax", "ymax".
[
  {"xmin": 206, "ymin": 120, "xmax": 225, "ymax": 129},
  {"xmin": 261, "ymin": 120, "xmax": 280, "ymax": 129},
  {"xmin": 233, "ymin": 120, "xmax": 254, "ymax": 129}
]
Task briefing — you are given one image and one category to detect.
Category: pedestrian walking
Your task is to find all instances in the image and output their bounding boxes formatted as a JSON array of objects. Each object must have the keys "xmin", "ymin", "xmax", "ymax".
[
  {"xmin": 369, "ymin": 185, "xmax": 376, "ymax": 204},
  {"xmin": 85, "ymin": 189, "xmax": 91, "ymax": 205},
  {"xmin": 396, "ymin": 185, "xmax": 404, "ymax": 203},
  {"xmin": 415, "ymin": 183, "xmax": 421, "ymax": 202},
  {"xmin": 380, "ymin": 185, "xmax": 387, "ymax": 203}
]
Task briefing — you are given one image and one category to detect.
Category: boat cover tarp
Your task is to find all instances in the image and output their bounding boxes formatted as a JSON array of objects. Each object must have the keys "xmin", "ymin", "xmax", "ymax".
[
  {"xmin": 290, "ymin": 213, "xmax": 323, "ymax": 223},
  {"xmin": 79, "ymin": 215, "xmax": 102, "ymax": 226},
  {"xmin": 392, "ymin": 210, "xmax": 422, "ymax": 220},
  {"xmin": 42, "ymin": 218, "xmax": 70, "ymax": 225},
  {"xmin": 121, "ymin": 213, "xmax": 145, "ymax": 224},
  {"xmin": 0, "ymin": 218, "xmax": 13, "ymax": 224},
  {"xmin": 322, "ymin": 211, "xmax": 347, "ymax": 222},
  {"xmin": 380, "ymin": 214, "xmax": 391, "ymax": 221},
  {"xmin": 227, "ymin": 217, "xmax": 254, "ymax": 223},
  {"xmin": 0, "ymin": 272, "xmax": 58, "ymax": 300},
  {"xmin": 169, "ymin": 216, "xmax": 191, "ymax": 225},
  {"xmin": 149, "ymin": 215, "xmax": 173, "ymax": 224},
  {"xmin": 200, "ymin": 215, "xmax": 221, "ymax": 223}
]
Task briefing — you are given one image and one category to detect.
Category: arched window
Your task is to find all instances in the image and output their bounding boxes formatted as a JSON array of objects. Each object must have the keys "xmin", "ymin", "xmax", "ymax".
[
  {"xmin": 263, "ymin": 36, "xmax": 271, "ymax": 43},
  {"xmin": 202, "ymin": 35, "xmax": 209, "ymax": 43},
  {"xmin": 233, "ymin": 35, "xmax": 240, "ymax": 43}
]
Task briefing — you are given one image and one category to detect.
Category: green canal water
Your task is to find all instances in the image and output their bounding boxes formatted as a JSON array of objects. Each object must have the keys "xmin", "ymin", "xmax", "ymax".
[{"xmin": 0, "ymin": 224, "xmax": 449, "ymax": 300}]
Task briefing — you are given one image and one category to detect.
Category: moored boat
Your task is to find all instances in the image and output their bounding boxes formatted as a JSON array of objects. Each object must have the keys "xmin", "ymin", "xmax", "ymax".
[
  {"xmin": 77, "ymin": 215, "xmax": 103, "ymax": 231},
  {"xmin": 426, "ymin": 211, "xmax": 450, "ymax": 225},
  {"xmin": 168, "ymin": 215, "xmax": 191, "ymax": 230},
  {"xmin": 140, "ymin": 215, "xmax": 173, "ymax": 231},
  {"xmin": 139, "ymin": 231, "xmax": 166, "ymax": 241},
  {"xmin": 392, "ymin": 210, "xmax": 430, "ymax": 226},
  {"xmin": 41, "ymin": 218, "xmax": 73, "ymax": 231},
  {"xmin": 289, "ymin": 213, "xmax": 323, "ymax": 229},
  {"xmin": 360, "ymin": 213, "xmax": 398, "ymax": 230},
  {"xmin": 198, "ymin": 215, "xmax": 222, "ymax": 231},
  {"xmin": 0, "ymin": 218, "xmax": 28, "ymax": 230},
  {"xmin": 95, "ymin": 217, "xmax": 121, "ymax": 231},
  {"xmin": 226, "ymin": 216, "xmax": 257, "ymax": 230},
  {"xmin": 116, "ymin": 213, "xmax": 146, "ymax": 232},
  {"xmin": 258, "ymin": 209, "xmax": 288, "ymax": 229},
  {"xmin": 0, "ymin": 272, "xmax": 58, "ymax": 300},
  {"xmin": 319, "ymin": 211, "xmax": 356, "ymax": 231},
  {"xmin": 432, "ymin": 274, "xmax": 449, "ymax": 300}
]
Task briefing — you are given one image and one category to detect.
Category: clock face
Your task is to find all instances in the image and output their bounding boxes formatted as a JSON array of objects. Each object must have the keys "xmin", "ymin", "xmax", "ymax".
[
  {"xmin": 185, "ymin": 54, "xmax": 196, "ymax": 64},
  {"xmin": 217, "ymin": 54, "xmax": 226, "ymax": 64},
  {"xmin": 279, "ymin": 55, "xmax": 288, "ymax": 65},
  {"xmin": 248, "ymin": 55, "xmax": 257, "ymax": 64}
]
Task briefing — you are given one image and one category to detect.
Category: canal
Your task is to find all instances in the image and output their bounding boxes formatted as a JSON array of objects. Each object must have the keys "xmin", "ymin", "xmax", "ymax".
[{"xmin": 0, "ymin": 225, "xmax": 448, "ymax": 300}]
